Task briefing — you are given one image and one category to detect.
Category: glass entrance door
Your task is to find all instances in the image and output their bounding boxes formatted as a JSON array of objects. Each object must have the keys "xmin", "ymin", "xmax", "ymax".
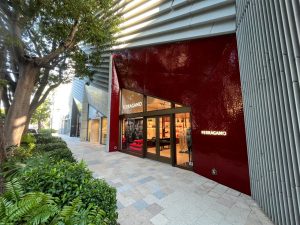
[
  {"xmin": 159, "ymin": 116, "xmax": 171, "ymax": 159},
  {"xmin": 146, "ymin": 116, "xmax": 171, "ymax": 163},
  {"xmin": 175, "ymin": 113, "xmax": 192, "ymax": 168},
  {"xmin": 146, "ymin": 117, "xmax": 156, "ymax": 155}
]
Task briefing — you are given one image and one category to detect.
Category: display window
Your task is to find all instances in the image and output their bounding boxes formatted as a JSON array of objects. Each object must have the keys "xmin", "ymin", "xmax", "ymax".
[
  {"xmin": 119, "ymin": 88, "xmax": 192, "ymax": 169},
  {"xmin": 101, "ymin": 117, "xmax": 107, "ymax": 145},
  {"xmin": 88, "ymin": 119, "xmax": 100, "ymax": 143},
  {"xmin": 122, "ymin": 117, "xmax": 143, "ymax": 153},
  {"xmin": 175, "ymin": 103, "xmax": 184, "ymax": 108},
  {"xmin": 147, "ymin": 96, "xmax": 171, "ymax": 111},
  {"xmin": 175, "ymin": 113, "xmax": 192, "ymax": 168},
  {"xmin": 121, "ymin": 89, "xmax": 143, "ymax": 114}
]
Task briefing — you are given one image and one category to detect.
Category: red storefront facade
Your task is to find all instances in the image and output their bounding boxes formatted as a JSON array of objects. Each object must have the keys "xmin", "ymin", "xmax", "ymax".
[{"xmin": 108, "ymin": 34, "xmax": 251, "ymax": 195}]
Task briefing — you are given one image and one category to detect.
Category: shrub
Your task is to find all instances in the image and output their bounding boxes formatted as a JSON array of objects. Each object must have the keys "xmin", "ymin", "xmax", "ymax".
[
  {"xmin": 51, "ymin": 198, "xmax": 109, "ymax": 225},
  {"xmin": 21, "ymin": 133, "xmax": 36, "ymax": 145},
  {"xmin": 21, "ymin": 161, "xmax": 93, "ymax": 205},
  {"xmin": 35, "ymin": 134, "xmax": 65, "ymax": 145},
  {"xmin": 81, "ymin": 179, "xmax": 118, "ymax": 224},
  {"xmin": 21, "ymin": 133, "xmax": 36, "ymax": 152},
  {"xmin": 46, "ymin": 148, "xmax": 76, "ymax": 163},
  {"xmin": 0, "ymin": 179, "xmax": 110, "ymax": 225},
  {"xmin": 19, "ymin": 160, "xmax": 118, "ymax": 224},
  {"xmin": 39, "ymin": 128, "xmax": 57, "ymax": 135},
  {"xmin": 0, "ymin": 179, "xmax": 58, "ymax": 225},
  {"xmin": 5, "ymin": 145, "xmax": 35, "ymax": 162},
  {"xmin": 36, "ymin": 142, "xmax": 68, "ymax": 152},
  {"xmin": 2, "ymin": 154, "xmax": 52, "ymax": 180}
]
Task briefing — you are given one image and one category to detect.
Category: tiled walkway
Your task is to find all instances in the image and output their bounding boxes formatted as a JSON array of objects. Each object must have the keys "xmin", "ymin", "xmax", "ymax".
[{"xmin": 62, "ymin": 136, "xmax": 274, "ymax": 225}]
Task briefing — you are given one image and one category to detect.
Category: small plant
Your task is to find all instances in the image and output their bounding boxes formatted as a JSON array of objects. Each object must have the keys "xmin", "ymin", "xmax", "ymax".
[
  {"xmin": 20, "ymin": 133, "xmax": 37, "ymax": 154},
  {"xmin": 0, "ymin": 179, "xmax": 111, "ymax": 225},
  {"xmin": 21, "ymin": 133, "xmax": 36, "ymax": 145},
  {"xmin": 19, "ymin": 160, "xmax": 118, "ymax": 224},
  {"xmin": 0, "ymin": 179, "xmax": 58, "ymax": 225},
  {"xmin": 35, "ymin": 135, "xmax": 66, "ymax": 145},
  {"xmin": 2, "ymin": 154, "xmax": 51, "ymax": 181},
  {"xmin": 21, "ymin": 160, "xmax": 93, "ymax": 205},
  {"xmin": 5, "ymin": 145, "xmax": 35, "ymax": 161},
  {"xmin": 51, "ymin": 198, "xmax": 109, "ymax": 225},
  {"xmin": 39, "ymin": 129, "xmax": 57, "ymax": 135},
  {"xmin": 36, "ymin": 142, "xmax": 68, "ymax": 152},
  {"xmin": 46, "ymin": 148, "xmax": 76, "ymax": 163},
  {"xmin": 80, "ymin": 179, "xmax": 118, "ymax": 224}
]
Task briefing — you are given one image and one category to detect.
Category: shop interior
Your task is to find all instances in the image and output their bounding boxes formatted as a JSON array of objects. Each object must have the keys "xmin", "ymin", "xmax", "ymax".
[{"xmin": 120, "ymin": 89, "xmax": 192, "ymax": 169}]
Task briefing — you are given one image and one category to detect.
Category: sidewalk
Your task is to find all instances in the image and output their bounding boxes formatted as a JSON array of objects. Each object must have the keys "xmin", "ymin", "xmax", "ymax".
[{"xmin": 61, "ymin": 135, "xmax": 274, "ymax": 225}]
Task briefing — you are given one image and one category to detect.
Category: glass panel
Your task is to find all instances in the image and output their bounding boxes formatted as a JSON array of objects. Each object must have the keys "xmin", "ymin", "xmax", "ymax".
[
  {"xmin": 87, "ymin": 120, "xmax": 92, "ymax": 141},
  {"xmin": 121, "ymin": 117, "xmax": 143, "ymax": 152},
  {"xmin": 101, "ymin": 117, "xmax": 107, "ymax": 145},
  {"xmin": 147, "ymin": 96, "xmax": 171, "ymax": 111},
  {"xmin": 121, "ymin": 89, "xmax": 143, "ymax": 114},
  {"xmin": 146, "ymin": 118, "xmax": 156, "ymax": 155},
  {"xmin": 175, "ymin": 113, "xmax": 192, "ymax": 168},
  {"xmin": 88, "ymin": 105, "xmax": 98, "ymax": 119},
  {"xmin": 159, "ymin": 116, "xmax": 171, "ymax": 158},
  {"xmin": 89, "ymin": 119, "xmax": 100, "ymax": 143},
  {"xmin": 175, "ymin": 103, "xmax": 184, "ymax": 108}
]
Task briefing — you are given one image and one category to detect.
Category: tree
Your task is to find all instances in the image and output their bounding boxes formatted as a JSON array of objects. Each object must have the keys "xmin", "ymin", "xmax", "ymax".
[
  {"xmin": 0, "ymin": 0, "xmax": 120, "ymax": 151},
  {"xmin": 31, "ymin": 98, "xmax": 51, "ymax": 131}
]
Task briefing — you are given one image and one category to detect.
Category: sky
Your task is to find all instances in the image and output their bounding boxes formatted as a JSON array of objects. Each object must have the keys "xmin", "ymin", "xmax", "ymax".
[{"xmin": 50, "ymin": 82, "xmax": 73, "ymax": 131}]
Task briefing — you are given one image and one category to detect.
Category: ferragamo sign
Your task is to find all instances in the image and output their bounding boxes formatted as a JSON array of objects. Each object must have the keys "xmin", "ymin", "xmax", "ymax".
[{"xmin": 122, "ymin": 101, "xmax": 143, "ymax": 110}]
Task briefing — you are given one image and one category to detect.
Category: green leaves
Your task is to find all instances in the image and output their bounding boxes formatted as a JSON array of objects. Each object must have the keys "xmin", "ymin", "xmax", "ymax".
[
  {"xmin": 1, "ymin": 133, "xmax": 118, "ymax": 224},
  {"xmin": 0, "ymin": 179, "xmax": 109, "ymax": 225},
  {"xmin": 0, "ymin": 179, "xmax": 58, "ymax": 225},
  {"xmin": 31, "ymin": 98, "xmax": 51, "ymax": 128}
]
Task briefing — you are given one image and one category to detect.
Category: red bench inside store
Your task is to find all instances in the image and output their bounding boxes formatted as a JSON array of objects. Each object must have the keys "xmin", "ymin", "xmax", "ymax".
[{"xmin": 129, "ymin": 139, "xmax": 143, "ymax": 151}]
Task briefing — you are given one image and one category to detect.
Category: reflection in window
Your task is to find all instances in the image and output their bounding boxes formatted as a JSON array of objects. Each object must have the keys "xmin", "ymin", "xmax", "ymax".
[
  {"xmin": 101, "ymin": 117, "xmax": 107, "ymax": 145},
  {"xmin": 147, "ymin": 96, "xmax": 171, "ymax": 111},
  {"xmin": 122, "ymin": 117, "xmax": 143, "ymax": 153},
  {"xmin": 175, "ymin": 103, "xmax": 184, "ymax": 108},
  {"xmin": 121, "ymin": 89, "xmax": 143, "ymax": 114},
  {"xmin": 175, "ymin": 113, "xmax": 192, "ymax": 168}
]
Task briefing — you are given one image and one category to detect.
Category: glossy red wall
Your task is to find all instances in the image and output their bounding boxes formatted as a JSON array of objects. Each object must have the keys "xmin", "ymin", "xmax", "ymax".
[
  {"xmin": 108, "ymin": 60, "xmax": 120, "ymax": 152},
  {"xmin": 109, "ymin": 34, "xmax": 251, "ymax": 195}
]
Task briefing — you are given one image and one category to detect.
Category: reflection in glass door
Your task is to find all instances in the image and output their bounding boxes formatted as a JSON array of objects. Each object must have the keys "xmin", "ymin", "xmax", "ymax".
[
  {"xmin": 100, "ymin": 117, "xmax": 107, "ymax": 145},
  {"xmin": 175, "ymin": 113, "xmax": 192, "ymax": 168},
  {"xmin": 121, "ymin": 117, "xmax": 143, "ymax": 154},
  {"xmin": 159, "ymin": 116, "xmax": 171, "ymax": 159},
  {"xmin": 146, "ymin": 118, "xmax": 156, "ymax": 155},
  {"xmin": 146, "ymin": 116, "xmax": 171, "ymax": 162}
]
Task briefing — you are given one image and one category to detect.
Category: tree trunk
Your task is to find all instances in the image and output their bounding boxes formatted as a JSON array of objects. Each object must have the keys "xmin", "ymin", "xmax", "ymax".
[
  {"xmin": 0, "ymin": 118, "xmax": 6, "ymax": 194},
  {"xmin": 23, "ymin": 109, "xmax": 34, "ymax": 135},
  {"xmin": 0, "ymin": 46, "xmax": 6, "ymax": 104},
  {"xmin": 4, "ymin": 63, "xmax": 39, "ymax": 147}
]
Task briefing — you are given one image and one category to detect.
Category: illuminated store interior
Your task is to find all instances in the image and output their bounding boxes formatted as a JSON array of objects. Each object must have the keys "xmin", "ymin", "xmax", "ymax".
[{"xmin": 120, "ymin": 89, "xmax": 192, "ymax": 169}]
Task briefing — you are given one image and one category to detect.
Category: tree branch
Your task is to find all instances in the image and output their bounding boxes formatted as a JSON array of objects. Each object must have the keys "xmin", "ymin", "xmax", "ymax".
[
  {"xmin": 26, "ymin": 29, "xmax": 43, "ymax": 57},
  {"xmin": 29, "ymin": 68, "xmax": 50, "ymax": 112},
  {"xmin": 36, "ymin": 20, "xmax": 79, "ymax": 67}
]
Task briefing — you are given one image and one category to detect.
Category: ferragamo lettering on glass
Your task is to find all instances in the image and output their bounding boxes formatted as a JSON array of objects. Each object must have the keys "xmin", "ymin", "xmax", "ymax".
[{"xmin": 121, "ymin": 89, "xmax": 143, "ymax": 114}]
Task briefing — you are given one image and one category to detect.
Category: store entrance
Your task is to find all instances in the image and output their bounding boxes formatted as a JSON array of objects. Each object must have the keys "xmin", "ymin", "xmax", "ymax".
[
  {"xmin": 119, "ymin": 89, "xmax": 193, "ymax": 169},
  {"xmin": 146, "ymin": 116, "xmax": 172, "ymax": 163}
]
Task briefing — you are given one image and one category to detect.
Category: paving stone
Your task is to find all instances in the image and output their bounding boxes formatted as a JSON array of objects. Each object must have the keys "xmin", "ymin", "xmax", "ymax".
[
  {"xmin": 86, "ymin": 159, "xmax": 101, "ymax": 165},
  {"xmin": 61, "ymin": 135, "xmax": 275, "ymax": 225},
  {"xmin": 146, "ymin": 203, "xmax": 163, "ymax": 216},
  {"xmin": 150, "ymin": 213, "xmax": 169, "ymax": 225},
  {"xmin": 138, "ymin": 176, "xmax": 155, "ymax": 184},
  {"xmin": 153, "ymin": 190, "xmax": 167, "ymax": 199},
  {"xmin": 133, "ymin": 199, "xmax": 149, "ymax": 211}
]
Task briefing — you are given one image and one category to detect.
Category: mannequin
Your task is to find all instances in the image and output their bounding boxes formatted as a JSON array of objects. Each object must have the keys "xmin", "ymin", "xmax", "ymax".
[{"xmin": 179, "ymin": 129, "xmax": 186, "ymax": 153}]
